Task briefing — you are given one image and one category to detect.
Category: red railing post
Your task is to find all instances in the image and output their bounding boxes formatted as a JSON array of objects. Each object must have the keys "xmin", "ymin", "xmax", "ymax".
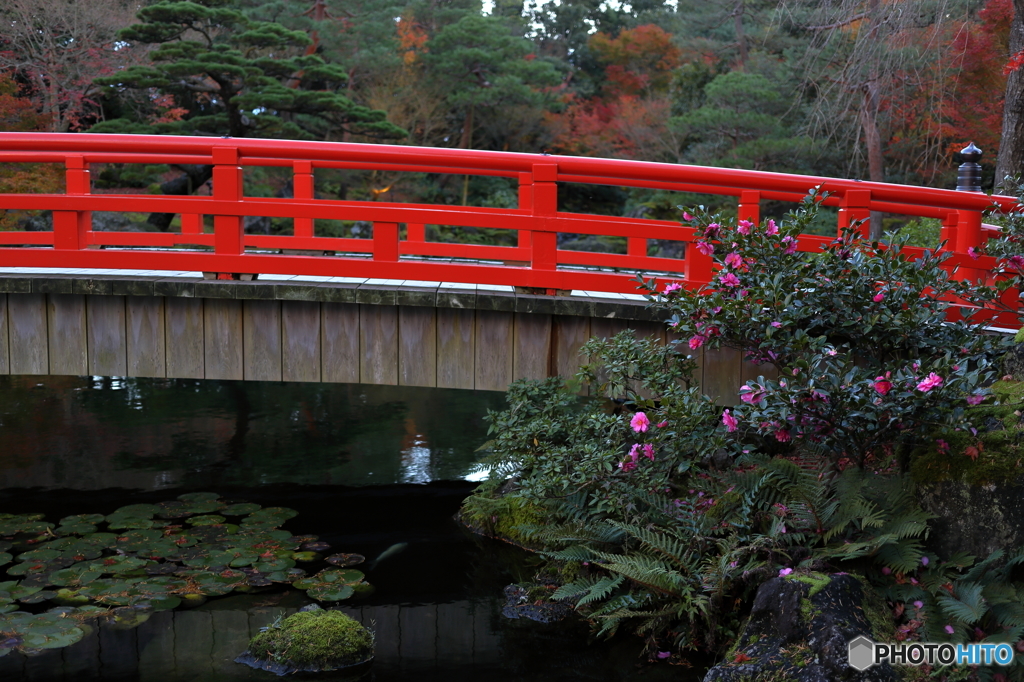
[
  {"xmin": 293, "ymin": 160, "xmax": 314, "ymax": 238},
  {"xmin": 531, "ymin": 163, "xmax": 558, "ymax": 272},
  {"xmin": 53, "ymin": 155, "xmax": 90, "ymax": 250},
  {"xmin": 738, "ymin": 190, "xmax": 761, "ymax": 224},
  {"xmin": 838, "ymin": 189, "xmax": 871, "ymax": 239},
  {"xmin": 212, "ymin": 146, "xmax": 244, "ymax": 256},
  {"xmin": 373, "ymin": 222, "xmax": 399, "ymax": 262},
  {"xmin": 940, "ymin": 211, "xmax": 958, "ymax": 247},
  {"xmin": 953, "ymin": 209, "xmax": 985, "ymax": 282}
]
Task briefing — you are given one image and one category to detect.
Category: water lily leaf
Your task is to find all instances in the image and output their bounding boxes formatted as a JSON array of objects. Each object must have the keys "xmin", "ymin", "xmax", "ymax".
[
  {"xmin": 55, "ymin": 523, "xmax": 97, "ymax": 536},
  {"xmin": 6, "ymin": 560, "xmax": 57, "ymax": 576},
  {"xmin": 0, "ymin": 606, "xmax": 17, "ymax": 615},
  {"xmin": 254, "ymin": 557, "xmax": 295, "ymax": 573},
  {"xmin": 177, "ymin": 492, "xmax": 221, "ymax": 503},
  {"xmin": 144, "ymin": 563, "xmax": 179, "ymax": 576},
  {"xmin": 49, "ymin": 569, "xmax": 102, "ymax": 588},
  {"xmin": 20, "ymin": 625, "xmax": 85, "ymax": 650},
  {"xmin": 18, "ymin": 590, "xmax": 56, "ymax": 604},
  {"xmin": 156, "ymin": 502, "xmax": 193, "ymax": 519},
  {"xmin": 0, "ymin": 553, "xmax": 11, "ymax": 567},
  {"xmin": 242, "ymin": 507, "xmax": 298, "ymax": 525},
  {"xmin": 184, "ymin": 550, "xmax": 237, "ymax": 569},
  {"xmin": 300, "ymin": 541, "xmax": 330, "ymax": 553},
  {"xmin": 9, "ymin": 584, "xmax": 42, "ymax": 600},
  {"xmin": 290, "ymin": 552, "xmax": 320, "ymax": 563},
  {"xmin": 181, "ymin": 500, "xmax": 225, "ymax": 515},
  {"xmin": 220, "ymin": 503, "xmax": 260, "ymax": 516},
  {"xmin": 16, "ymin": 549, "xmax": 62, "ymax": 563},
  {"xmin": 305, "ymin": 584, "xmax": 354, "ymax": 602},
  {"xmin": 325, "ymin": 553, "xmax": 365, "ymax": 567},
  {"xmin": 58, "ymin": 514, "xmax": 105, "ymax": 526},
  {"xmin": 52, "ymin": 589, "xmax": 91, "ymax": 606},
  {"xmin": 79, "ymin": 533, "xmax": 118, "ymax": 547},
  {"xmin": 0, "ymin": 520, "xmax": 54, "ymax": 537},
  {"xmin": 188, "ymin": 515, "xmax": 226, "ymax": 526},
  {"xmin": 80, "ymin": 556, "xmax": 149, "ymax": 575},
  {"xmin": 111, "ymin": 505, "xmax": 160, "ymax": 519},
  {"xmin": 106, "ymin": 517, "xmax": 154, "ymax": 530},
  {"xmin": 148, "ymin": 596, "xmax": 181, "ymax": 611},
  {"xmin": 60, "ymin": 547, "xmax": 102, "ymax": 562}
]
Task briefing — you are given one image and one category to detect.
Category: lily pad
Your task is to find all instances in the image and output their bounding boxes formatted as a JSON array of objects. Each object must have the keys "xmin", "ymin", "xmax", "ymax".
[
  {"xmin": 325, "ymin": 553, "xmax": 365, "ymax": 567},
  {"xmin": 16, "ymin": 549, "xmax": 62, "ymax": 563},
  {"xmin": 300, "ymin": 541, "xmax": 330, "ymax": 553},
  {"xmin": 78, "ymin": 556, "xmax": 149, "ymax": 575},
  {"xmin": 0, "ymin": 553, "xmax": 11, "ymax": 568},
  {"xmin": 220, "ymin": 503, "xmax": 261, "ymax": 516},
  {"xmin": 111, "ymin": 504, "xmax": 161, "ymax": 519},
  {"xmin": 58, "ymin": 514, "xmax": 105, "ymax": 526},
  {"xmin": 0, "ymin": 519, "xmax": 54, "ymax": 537},
  {"xmin": 180, "ymin": 500, "xmax": 225, "ymax": 515},
  {"xmin": 290, "ymin": 552, "xmax": 320, "ymax": 563},
  {"xmin": 49, "ymin": 569, "xmax": 102, "ymax": 588},
  {"xmin": 188, "ymin": 515, "xmax": 226, "ymax": 526},
  {"xmin": 293, "ymin": 569, "xmax": 366, "ymax": 603},
  {"xmin": 106, "ymin": 517, "xmax": 154, "ymax": 530},
  {"xmin": 177, "ymin": 492, "xmax": 221, "ymax": 503}
]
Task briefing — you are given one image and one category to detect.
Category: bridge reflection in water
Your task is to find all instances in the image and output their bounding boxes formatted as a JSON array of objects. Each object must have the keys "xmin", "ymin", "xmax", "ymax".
[{"xmin": 0, "ymin": 597, "xmax": 506, "ymax": 681}]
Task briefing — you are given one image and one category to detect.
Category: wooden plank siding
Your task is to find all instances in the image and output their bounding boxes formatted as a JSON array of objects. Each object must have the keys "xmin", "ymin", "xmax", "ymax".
[{"xmin": 0, "ymin": 285, "xmax": 750, "ymax": 400}]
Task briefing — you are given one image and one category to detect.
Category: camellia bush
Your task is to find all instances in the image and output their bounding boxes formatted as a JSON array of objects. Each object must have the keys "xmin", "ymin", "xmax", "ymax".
[{"xmin": 463, "ymin": 191, "xmax": 1024, "ymax": 671}]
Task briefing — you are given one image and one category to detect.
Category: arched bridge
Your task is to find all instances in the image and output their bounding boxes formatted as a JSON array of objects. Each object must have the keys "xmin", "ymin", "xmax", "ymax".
[{"xmin": 0, "ymin": 133, "xmax": 1017, "ymax": 396}]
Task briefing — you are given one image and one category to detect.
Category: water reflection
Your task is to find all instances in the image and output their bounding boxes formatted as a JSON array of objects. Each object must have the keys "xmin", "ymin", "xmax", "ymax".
[{"xmin": 0, "ymin": 376, "xmax": 506, "ymax": 491}]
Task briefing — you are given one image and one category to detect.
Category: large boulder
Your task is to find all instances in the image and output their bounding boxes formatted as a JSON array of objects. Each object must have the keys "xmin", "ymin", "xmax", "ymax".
[{"xmin": 704, "ymin": 573, "xmax": 896, "ymax": 682}]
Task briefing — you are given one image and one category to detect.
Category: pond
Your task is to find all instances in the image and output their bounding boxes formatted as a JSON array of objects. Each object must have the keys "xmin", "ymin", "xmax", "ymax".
[{"xmin": 0, "ymin": 376, "xmax": 702, "ymax": 681}]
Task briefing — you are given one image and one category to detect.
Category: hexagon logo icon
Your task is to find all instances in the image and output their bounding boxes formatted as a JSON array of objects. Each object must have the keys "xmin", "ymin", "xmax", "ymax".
[{"xmin": 848, "ymin": 635, "xmax": 875, "ymax": 671}]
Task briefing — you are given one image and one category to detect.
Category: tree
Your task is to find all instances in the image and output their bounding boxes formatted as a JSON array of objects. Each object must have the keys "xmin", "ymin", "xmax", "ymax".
[
  {"xmin": 996, "ymin": 0, "xmax": 1024, "ymax": 188},
  {"xmin": 0, "ymin": 0, "xmax": 145, "ymax": 132},
  {"xmin": 0, "ymin": 73, "xmax": 62, "ymax": 230},
  {"xmin": 91, "ymin": 0, "xmax": 405, "ymax": 141}
]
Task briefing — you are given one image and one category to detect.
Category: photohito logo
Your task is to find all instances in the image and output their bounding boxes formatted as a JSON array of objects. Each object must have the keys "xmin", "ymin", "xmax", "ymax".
[{"xmin": 848, "ymin": 636, "xmax": 1015, "ymax": 670}]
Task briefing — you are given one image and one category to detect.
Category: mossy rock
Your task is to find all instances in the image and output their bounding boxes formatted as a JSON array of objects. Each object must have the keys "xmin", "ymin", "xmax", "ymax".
[
  {"xmin": 236, "ymin": 606, "xmax": 374, "ymax": 676},
  {"xmin": 458, "ymin": 485, "xmax": 546, "ymax": 550}
]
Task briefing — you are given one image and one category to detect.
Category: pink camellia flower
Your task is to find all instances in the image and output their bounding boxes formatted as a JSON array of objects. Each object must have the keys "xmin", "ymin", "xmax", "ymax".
[
  {"xmin": 968, "ymin": 246, "xmax": 980, "ymax": 259},
  {"xmin": 945, "ymin": 625, "xmax": 955, "ymax": 635},
  {"xmin": 765, "ymin": 219, "xmax": 779, "ymax": 235},
  {"xmin": 689, "ymin": 335, "xmax": 706, "ymax": 350},
  {"xmin": 682, "ymin": 212, "xmax": 694, "ymax": 221},
  {"xmin": 771, "ymin": 321, "xmax": 782, "ymax": 328},
  {"xmin": 695, "ymin": 241, "xmax": 714, "ymax": 256},
  {"xmin": 663, "ymin": 282, "xmax": 682, "ymax": 294},
  {"xmin": 873, "ymin": 376, "xmax": 893, "ymax": 396},
  {"xmin": 1009, "ymin": 255, "xmax": 1024, "ymax": 270},
  {"xmin": 881, "ymin": 567, "xmax": 892, "ymax": 575},
  {"xmin": 774, "ymin": 429, "xmax": 791, "ymax": 443},
  {"xmin": 873, "ymin": 291, "xmax": 885, "ymax": 303},
  {"xmin": 913, "ymin": 600, "xmax": 924, "ymax": 609},
  {"xmin": 720, "ymin": 272, "xmax": 741, "ymax": 287},
  {"xmin": 657, "ymin": 421, "xmax": 668, "ymax": 428},
  {"xmin": 779, "ymin": 524, "xmax": 787, "ymax": 534},
  {"xmin": 642, "ymin": 443, "xmax": 655, "ymax": 461},
  {"xmin": 705, "ymin": 223, "xmax": 722, "ymax": 239},
  {"xmin": 724, "ymin": 251, "xmax": 743, "ymax": 269},
  {"xmin": 781, "ymin": 235, "xmax": 798, "ymax": 254},
  {"xmin": 630, "ymin": 412, "xmax": 651, "ymax": 433},
  {"xmin": 921, "ymin": 556, "xmax": 929, "ymax": 566},
  {"xmin": 722, "ymin": 409, "xmax": 739, "ymax": 433},
  {"xmin": 917, "ymin": 372, "xmax": 944, "ymax": 392},
  {"xmin": 619, "ymin": 458, "xmax": 637, "ymax": 473},
  {"xmin": 967, "ymin": 394, "xmax": 984, "ymax": 405},
  {"xmin": 826, "ymin": 347, "xmax": 838, "ymax": 356},
  {"xmin": 657, "ymin": 651, "xmax": 671, "ymax": 659},
  {"xmin": 737, "ymin": 219, "xmax": 753, "ymax": 235},
  {"xmin": 779, "ymin": 568, "xmax": 793, "ymax": 577},
  {"xmin": 936, "ymin": 439, "xmax": 950, "ymax": 453}
]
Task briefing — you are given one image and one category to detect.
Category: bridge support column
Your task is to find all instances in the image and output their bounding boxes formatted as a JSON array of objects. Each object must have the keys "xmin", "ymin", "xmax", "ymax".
[{"xmin": 53, "ymin": 155, "xmax": 91, "ymax": 251}]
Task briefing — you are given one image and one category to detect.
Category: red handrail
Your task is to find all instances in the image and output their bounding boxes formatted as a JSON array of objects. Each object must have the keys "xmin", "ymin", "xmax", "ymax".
[{"xmin": 0, "ymin": 132, "xmax": 1018, "ymax": 326}]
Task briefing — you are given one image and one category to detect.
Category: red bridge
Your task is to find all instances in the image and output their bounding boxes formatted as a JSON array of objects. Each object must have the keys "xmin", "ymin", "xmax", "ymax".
[{"xmin": 0, "ymin": 132, "xmax": 1018, "ymax": 327}]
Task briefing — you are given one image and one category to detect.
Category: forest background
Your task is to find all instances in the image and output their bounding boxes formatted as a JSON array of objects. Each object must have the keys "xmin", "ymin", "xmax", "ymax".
[{"xmin": 0, "ymin": 0, "xmax": 1021, "ymax": 242}]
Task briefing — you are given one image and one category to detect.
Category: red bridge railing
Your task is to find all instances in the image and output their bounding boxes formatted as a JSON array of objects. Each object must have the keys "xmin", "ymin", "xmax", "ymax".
[{"xmin": 0, "ymin": 132, "xmax": 1018, "ymax": 326}]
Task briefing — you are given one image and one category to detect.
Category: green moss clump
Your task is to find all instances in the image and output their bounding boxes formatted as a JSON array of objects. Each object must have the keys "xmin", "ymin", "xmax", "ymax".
[
  {"xmin": 910, "ymin": 381, "xmax": 1024, "ymax": 486},
  {"xmin": 459, "ymin": 492, "xmax": 546, "ymax": 549},
  {"xmin": 789, "ymin": 573, "xmax": 830, "ymax": 598},
  {"xmin": 247, "ymin": 609, "xmax": 373, "ymax": 670}
]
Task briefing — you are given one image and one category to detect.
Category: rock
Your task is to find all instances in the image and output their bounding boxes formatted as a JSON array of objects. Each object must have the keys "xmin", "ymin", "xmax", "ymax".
[
  {"xmin": 235, "ymin": 607, "xmax": 374, "ymax": 677},
  {"xmin": 917, "ymin": 477, "xmax": 1024, "ymax": 559},
  {"xmin": 1003, "ymin": 341, "xmax": 1024, "ymax": 381},
  {"xmin": 501, "ymin": 584, "xmax": 573, "ymax": 623},
  {"xmin": 703, "ymin": 574, "xmax": 896, "ymax": 682}
]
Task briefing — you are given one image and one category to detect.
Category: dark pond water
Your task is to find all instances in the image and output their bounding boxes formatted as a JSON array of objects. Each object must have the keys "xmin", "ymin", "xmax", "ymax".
[{"xmin": 0, "ymin": 376, "xmax": 704, "ymax": 682}]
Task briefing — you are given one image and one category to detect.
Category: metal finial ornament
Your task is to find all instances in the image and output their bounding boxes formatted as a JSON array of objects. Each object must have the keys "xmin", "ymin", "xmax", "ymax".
[{"xmin": 956, "ymin": 142, "xmax": 983, "ymax": 192}]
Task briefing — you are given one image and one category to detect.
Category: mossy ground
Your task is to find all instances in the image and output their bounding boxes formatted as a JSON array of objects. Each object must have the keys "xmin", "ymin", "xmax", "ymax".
[
  {"xmin": 910, "ymin": 381, "xmax": 1024, "ymax": 486},
  {"xmin": 247, "ymin": 610, "xmax": 373, "ymax": 668},
  {"xmin": 459, "ymin": 491, "xmax": 546, "ymax": 550}
]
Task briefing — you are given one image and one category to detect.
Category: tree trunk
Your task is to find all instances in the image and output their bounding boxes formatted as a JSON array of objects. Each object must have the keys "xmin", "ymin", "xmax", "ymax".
[
  {"xmin": 146, "ymin": 165, "xmax": 214, "ymax": 232},
  {"xmin": 734, "ymin": 0, "xmax": 747, "ymax": 71},
  {"xmin": 859, "ymin": 82, "xmax": 886, "ymax": 240},
  {"xmin": 996, "ymin": 0, "xmax": 1024, "ymax": 192}
]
